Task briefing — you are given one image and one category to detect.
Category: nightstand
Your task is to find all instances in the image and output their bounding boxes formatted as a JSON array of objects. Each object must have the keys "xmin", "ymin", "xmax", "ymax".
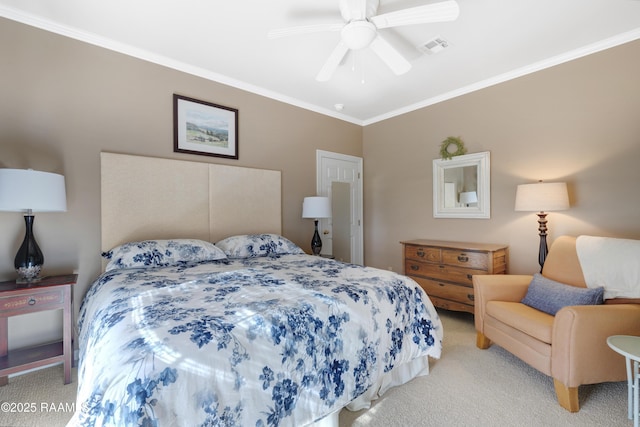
[{"xmin": 0, "ymin": 274, "xmax": 76, "ymax": 385}]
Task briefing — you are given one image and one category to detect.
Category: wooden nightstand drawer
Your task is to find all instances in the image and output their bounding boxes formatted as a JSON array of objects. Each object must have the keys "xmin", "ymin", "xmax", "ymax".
[
  {"xmin": 404, "ymin": 246, "xmax": 441, "ymax": 262},
  {"xmin": 0, "ymin": 289, "xmax": 63, "ymax": 313}
]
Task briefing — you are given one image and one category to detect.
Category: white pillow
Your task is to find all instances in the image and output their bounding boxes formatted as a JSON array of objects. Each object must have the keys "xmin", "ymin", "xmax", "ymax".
[{"xmin": 102, "ymin": 239, "xmax": 227, "ymax": 271}]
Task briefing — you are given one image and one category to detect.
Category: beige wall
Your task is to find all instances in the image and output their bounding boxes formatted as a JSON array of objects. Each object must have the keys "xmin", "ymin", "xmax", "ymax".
[
  {"xmin": 363, "ymin": 39, "xmax": 640, "ymax": 275},
  {"xmin": 2, "ymin": 17, "xmax": 639, "ymax": 352},
  {"xmin": 0, "ymin": 18, "xmax": 362, "ymax": 349}
]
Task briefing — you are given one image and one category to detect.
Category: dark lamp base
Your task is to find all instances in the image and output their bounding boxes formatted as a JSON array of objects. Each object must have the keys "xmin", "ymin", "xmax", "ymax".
[
  {"xmin": 14, "ymin": 215, "xmax": 45, "ymax": 284},
  {"xmin": 536, "ymin": 212, "xmax": 549, "ymax": 273},
  {"xmin": 311, "ymin": 219, "xmax": 323, "ymax": 255},
  {"xmin": 16, "ymin": 267, "xmax": 44, "ymax": 284}
]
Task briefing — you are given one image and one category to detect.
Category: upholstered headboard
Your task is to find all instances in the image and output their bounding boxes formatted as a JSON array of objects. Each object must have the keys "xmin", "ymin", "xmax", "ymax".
[{"xmin": 100, "ymin": 152, "xmax": 282, "ymax": 253}]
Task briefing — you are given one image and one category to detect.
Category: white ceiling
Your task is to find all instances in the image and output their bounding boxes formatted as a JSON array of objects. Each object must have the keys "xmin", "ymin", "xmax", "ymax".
[{"xmin": 2, "ymin": 0, "xmax": 640, "ymax": 125}]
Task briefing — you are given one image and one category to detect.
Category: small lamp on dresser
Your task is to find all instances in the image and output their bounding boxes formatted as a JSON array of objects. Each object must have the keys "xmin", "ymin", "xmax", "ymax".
[
  {"xmin": 0, "ymin": 168, "xmax": 67, "ymax": 283},
  {"xmin": 302, "ymin": 196, "xmax": 331, "ymax": 255},
  {"xmin": 515, "ymin": 180, "xmax": 569, "ymax": 271}
]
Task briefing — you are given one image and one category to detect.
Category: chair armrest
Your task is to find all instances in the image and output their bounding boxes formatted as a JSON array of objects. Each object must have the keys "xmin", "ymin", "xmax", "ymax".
[
  {"xmin": 473, "ymin": 274, "xmax": 532, "ymax": 333},
  {"xmin": 473, "ymin": 275, "xmax": 532, "ymax": 302},
  {"xmin": 552, "ymin": 304, "xmax": 640, "ymax": 387}
]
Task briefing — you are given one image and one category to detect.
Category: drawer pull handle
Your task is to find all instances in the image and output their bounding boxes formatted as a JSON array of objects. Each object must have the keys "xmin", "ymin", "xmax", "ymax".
[
  {"xmin": 410, "ymin": 265, "xmax": 419, "ymax": 271},
  {"xmin": 467, "ymin": 274, "xmax": 473, "ymax": 280},
  {"xmin": 28, "ymin": 298, "xmax": 36, "ymax": 306},
  {"xmin": 416, "ymin": 249, "xmax": 425, "ymax": 257},
  {"xmin": 468, "ymin": 294, "xmax": 475, "ymax": 301},
  {"xmin": 438, "ymin": 283, "xmax": 445, "ymax": 287},
  {"xmin": 458, "ymin": 255, "xmax": 469, "ymax": 262}
]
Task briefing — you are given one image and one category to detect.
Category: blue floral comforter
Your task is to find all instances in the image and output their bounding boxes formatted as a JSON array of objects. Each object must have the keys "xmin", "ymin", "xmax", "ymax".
[{"xmin": 68, "ymin": 255, "xmax": 442, "ymax": 427}]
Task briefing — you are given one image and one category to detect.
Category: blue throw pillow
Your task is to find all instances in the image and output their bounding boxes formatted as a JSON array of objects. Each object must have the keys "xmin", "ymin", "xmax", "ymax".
[{"xmin": 521, "ymin": 273, "xmax": 604, "ymax": 315}]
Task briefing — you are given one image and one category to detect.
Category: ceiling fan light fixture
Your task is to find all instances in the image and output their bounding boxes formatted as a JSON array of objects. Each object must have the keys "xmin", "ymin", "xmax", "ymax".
[{"xmin": 341, "ymin": 21, "xmax": 377, "ymax": 50}]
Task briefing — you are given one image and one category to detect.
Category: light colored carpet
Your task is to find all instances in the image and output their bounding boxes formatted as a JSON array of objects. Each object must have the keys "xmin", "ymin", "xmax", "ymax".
[
  {"xmin": 0, "ymin": 310, "xmax": 629, "ymax": 426},
  {"xmin": 0, "ymin": 364, "xmax": 77, "ymax": 427},
  {"xmin": 340, "ymin": 310, "xmax": 629, "ymax": 426}
]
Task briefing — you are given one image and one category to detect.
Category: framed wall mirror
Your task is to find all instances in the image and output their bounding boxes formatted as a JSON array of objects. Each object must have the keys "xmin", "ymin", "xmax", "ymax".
[{"xmin": 433, "ymin": 151, "xmax": 490, "ymax": 218}]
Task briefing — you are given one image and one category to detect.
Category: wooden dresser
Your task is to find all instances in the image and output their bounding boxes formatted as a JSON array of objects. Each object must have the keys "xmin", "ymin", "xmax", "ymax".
[{"xmin": 401, "ymin": 239, "xmax": 508, "ymax": 314}]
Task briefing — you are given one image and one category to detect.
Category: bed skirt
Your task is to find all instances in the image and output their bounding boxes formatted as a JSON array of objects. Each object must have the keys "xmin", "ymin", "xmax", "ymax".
[{"xmin": 309, "ymin": 355, "xmax": 430, "ymax": 426}]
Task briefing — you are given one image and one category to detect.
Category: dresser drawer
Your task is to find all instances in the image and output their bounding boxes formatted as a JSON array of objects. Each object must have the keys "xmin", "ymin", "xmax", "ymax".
[
  {"xmin": 442, "ymin": 249, "xmax": 489, "ymax": 270},
  {"xmin": 0, "ymin": 289, "xmax": 64, "ymax": 313},
  {"xmin": 411, "ymin": 276, "xmax": 475, "ymax": 305},
  {"xmin": 427, "ymin": 296, "xmax": 474, "ymax": 314},
  {"xmin": 404, "ymin": 245, "xmax": 441, "ymax": 263},
  {"xmin": 405, "ymin": 261, "xmax": 485, "ymax": 285}
]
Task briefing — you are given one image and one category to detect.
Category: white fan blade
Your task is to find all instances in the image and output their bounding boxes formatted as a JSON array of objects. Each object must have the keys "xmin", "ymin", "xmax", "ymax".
[
  {"xmin": 268, "ymin": 23, "xmax": 343, "ymax": 39},
  {"xmin": 371, "ymin": 0, "xmax": 460, "ymax": 29},
  {"xmin": 316, "ymin": 41, "xmax": 350, "ymax": 82},
  {"xmin": 340, "ymin": 0, "xmax": 376, "ymax": 21},
  {"xmin": 369, "ymin": 35, "xmax": 411, "ymax": 75}
]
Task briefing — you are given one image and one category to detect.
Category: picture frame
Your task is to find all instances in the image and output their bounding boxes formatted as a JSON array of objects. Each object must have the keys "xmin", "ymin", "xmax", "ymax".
[{"xmin": 173, "ymin": 94, "xmax": 239, "ymax": 159}]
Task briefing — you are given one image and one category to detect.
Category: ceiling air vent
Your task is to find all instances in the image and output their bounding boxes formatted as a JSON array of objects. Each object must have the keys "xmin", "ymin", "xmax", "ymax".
[{"xmin": 420, "ymin": 36, "xmax": 450, "ymax": 54}]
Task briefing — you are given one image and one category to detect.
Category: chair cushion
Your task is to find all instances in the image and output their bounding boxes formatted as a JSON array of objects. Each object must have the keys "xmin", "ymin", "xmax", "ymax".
[
  {"xmin": 486, "ymin": 301, "xmax": 554, "ymax": 344},
  {"xmin": 521, "ymin": 273, "xmax": 604, "ymax": 315}
]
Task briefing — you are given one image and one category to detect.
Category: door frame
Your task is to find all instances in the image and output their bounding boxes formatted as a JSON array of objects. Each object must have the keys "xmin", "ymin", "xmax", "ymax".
[{"xmin": 316, "ymin": 150, "xmax": 363, "ymax": 265}]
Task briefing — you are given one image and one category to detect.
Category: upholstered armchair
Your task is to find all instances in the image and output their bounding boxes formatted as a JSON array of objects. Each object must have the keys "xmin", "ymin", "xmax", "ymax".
[{"xmin": 473, "ymin": 236, "xmax": 640, "ymax": 412}]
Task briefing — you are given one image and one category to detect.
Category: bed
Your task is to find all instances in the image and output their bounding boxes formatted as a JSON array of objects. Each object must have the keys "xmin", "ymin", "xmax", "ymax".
[{"xmin": 66, "ymin": 153, "xmax": 443, "ymax": 427}]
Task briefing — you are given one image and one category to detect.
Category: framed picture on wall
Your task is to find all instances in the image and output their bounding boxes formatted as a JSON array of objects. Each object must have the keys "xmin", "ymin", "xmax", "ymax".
[{"xmin": 173, "ymin": 94, "xmax": 239, "ymax": 159}]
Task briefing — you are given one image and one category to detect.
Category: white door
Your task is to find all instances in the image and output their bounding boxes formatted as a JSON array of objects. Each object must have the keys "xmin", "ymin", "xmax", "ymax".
[{"xmin": 316, "ymin": 150, "xmax": 363, "ymax": 265}]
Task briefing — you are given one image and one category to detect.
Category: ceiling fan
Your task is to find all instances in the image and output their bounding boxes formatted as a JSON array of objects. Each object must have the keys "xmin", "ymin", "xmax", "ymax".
[{"xmin": 268, "ymin": 0, "xmax": 460, "ymax": 82}]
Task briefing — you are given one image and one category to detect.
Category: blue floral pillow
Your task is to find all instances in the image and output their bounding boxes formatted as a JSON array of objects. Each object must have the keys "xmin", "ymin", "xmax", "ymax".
[
  {"xmin": 102, "ymin": 239, "xmax": 227, "ymax": 271},
  {"xmin": 215, "ymin": 234, "xmax": 304, "ymax": 258},
  {"xmin": 521, "ymin": 273, "xmax": 604, "ymax": 315}
]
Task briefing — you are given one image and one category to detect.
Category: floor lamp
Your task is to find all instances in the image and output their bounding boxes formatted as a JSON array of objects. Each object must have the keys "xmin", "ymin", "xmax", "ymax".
[
  {"xmin": 515, "ymin": 181, "xmax": 569, "ymax": 272},
  {"xmin": 0, "ymin": 169, "xmax": 67, "ymax": 283},
  {"xmin": 302, "ymin": 196, "xmax": 331, "ymax": 255}
]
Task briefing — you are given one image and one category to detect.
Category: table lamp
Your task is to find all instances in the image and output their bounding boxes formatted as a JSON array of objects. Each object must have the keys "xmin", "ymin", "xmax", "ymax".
[
  {"xmin": 515, "ymin": 180, "xmax": 569, "ymax": 271},
  {"xmin": 0, "ymin": 169, "xmax": 67, "ymax": 283},
  {"xmin": 459, "ymin": 191, "xmax": 478, "ymax": 207},
  {"xmin": 302, "ymin": 196, "xmax": 331, "ymax": 255}
]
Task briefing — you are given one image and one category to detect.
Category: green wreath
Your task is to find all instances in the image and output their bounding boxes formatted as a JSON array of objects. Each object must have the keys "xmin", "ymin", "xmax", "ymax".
[{"xmin": 439, "ymin": 136, "xmax": 467, "ymax": 160}]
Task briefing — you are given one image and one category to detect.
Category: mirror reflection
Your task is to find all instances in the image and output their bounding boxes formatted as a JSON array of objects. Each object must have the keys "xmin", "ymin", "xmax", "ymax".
[
  {"xmin": 433, "ymin": 151, "xmax": 490, "ymax": 218},
  {"xmin": 443, "ymin": 165, "xmax": 478, "ymax": 208},
  {"xmin": 331, "ymin": 181, "xmax": 351, "ymax": 263}
]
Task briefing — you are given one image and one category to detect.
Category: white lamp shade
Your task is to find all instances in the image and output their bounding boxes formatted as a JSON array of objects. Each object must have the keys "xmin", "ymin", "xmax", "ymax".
[
  {"xmin": 515, "ymin": 182, "xmax": 569, "ymax": 212},
  {"xmin": 0, "ymin": 169, "xmax": 67, "ymax": 212},
  {"xmin": 459, "ymin": 191, "xmax": 478, "ymax": 204},
  {"xmin": 302, "ymin": 196, "xmax": 331, "ymax": 219}
]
